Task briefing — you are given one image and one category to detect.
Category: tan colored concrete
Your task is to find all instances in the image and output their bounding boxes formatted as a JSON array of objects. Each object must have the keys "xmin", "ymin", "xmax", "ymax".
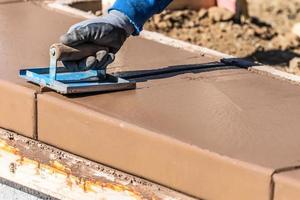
[
  {"xmin": 3, "ymin": 1, "xmax": 300, "ymax": 200},
  {"xmin": 0, "ymin": 2, "xmax": 80, "ymax": 83},
  {"xmin": 38, "ymin": 58, "xmax": 271, "ymax": 200},
  {"xmin": 38, "ymin": 92, "xmax": 271, "ymax": 200},
  {"xmin": 38, "ymin": 65, "xmax": 300, "ymax": 200},
  {"xmin": 0, "ymin": 2, "xmax": 80, "ymax": 137},
  {"xmin": 41, "ymin": 67, "xmax": 300, "ymax": 169},
  {"xmin": 274, "ymin": 170, "xmax": 300, "ymax": 200},
  {"xmin": 28, "ymin": 2, "xmax": 300, "ymax": 199},
  {"xmin": 109, "ymin": 37, "xmax": 218, "ymax": 72},
  {"xmin": 0, "ymin": 0, "xmax": 22, "ymax": 4},
  {"xmin": 0, "ymin": 80, "xmax": 36, "ymax": 138}
]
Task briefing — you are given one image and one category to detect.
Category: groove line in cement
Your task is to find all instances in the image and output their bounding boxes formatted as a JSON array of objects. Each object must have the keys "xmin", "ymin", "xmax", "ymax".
[
  {"xmin": 33, "ymin": 92, "xmax": 38, "ymax": 140},
  {"xmin": 269, "ymin": 165, "xmax": 300, "ymax": 200}
]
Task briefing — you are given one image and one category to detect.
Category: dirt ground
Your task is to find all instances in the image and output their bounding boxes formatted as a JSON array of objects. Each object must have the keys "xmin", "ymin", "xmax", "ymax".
[{"xmin": 144, "ymin": 0, "xmax": 300, "ymax": 72}]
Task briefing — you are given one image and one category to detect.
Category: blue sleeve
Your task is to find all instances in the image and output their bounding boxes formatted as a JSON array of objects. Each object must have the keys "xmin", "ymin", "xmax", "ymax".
[{"xmin": 108, "ymin": 0, "xmax": 173, "ymax": 35}]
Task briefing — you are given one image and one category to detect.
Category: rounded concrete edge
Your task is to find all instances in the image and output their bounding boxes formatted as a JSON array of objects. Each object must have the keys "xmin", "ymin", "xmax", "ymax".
[
  {"xmin": 273, "ymin": 170, "xmax": 300, "ymax": 200},
  {"xmin": 37, "ymin": 93, "xmax": 273, "ymax": 200}
]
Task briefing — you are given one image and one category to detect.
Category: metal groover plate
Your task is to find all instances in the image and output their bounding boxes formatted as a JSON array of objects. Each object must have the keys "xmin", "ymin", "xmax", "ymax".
[{"xmin": 19, "ymin": 67, "xmax": 136, "ymax": 94}]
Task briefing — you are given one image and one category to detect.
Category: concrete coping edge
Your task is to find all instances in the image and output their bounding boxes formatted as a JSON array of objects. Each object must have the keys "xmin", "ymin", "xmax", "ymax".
[{"xmin": 38, "ymin": 94, "xmax": 273, "ymax": 178}]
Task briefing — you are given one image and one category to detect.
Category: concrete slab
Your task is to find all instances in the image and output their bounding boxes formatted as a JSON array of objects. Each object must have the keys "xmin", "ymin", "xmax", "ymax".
[
  {"xmin": 0, "ymin": 80, "xmax": 36, "ymax": 138},
  {"xmin": 4, "ymin": 1, "xmax": 300, "ymax": 199},
  {"xmin": 0, "ymin": 2, "xmax": 80, "ymax": 137},
  {"xmin": 0, "ymin": 2, "xmax": 80, "ymax": 83},
  {"xmin": 0, "ymin": 0, "xmax": 23, "ymax": 4},
  {"xmin": 53, "ymin": 69, "xmax": 300, "ymax": 169},
  {"xmin": 107, "ymin": 38, "xmax": 218, "ymax": 75},
  {"xmin": 38, "ymin": 61, "xmax": 300, "ymax": 200},
  {"xmin": 38, "ymin": 34, "xmax": 273, "ymax": 200},
  {"xmin": 274, "ymin": 170, "xmax": 300, "ymax": 200},
  {"xmin": 38, "ymin": 87, "xmax": 271, "ymax": 200}
]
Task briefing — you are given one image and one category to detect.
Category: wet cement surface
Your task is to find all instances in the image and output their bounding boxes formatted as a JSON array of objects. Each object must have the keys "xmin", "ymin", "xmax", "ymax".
[
  {"xmin": 273, "ymin": 169, "xmax": 300, "ymax": 200},
  {"xmin": 0, "ymin": 1, "xmax": 218, "ymax": 84},
  {"xmin": 0, "ymin": 2, "xmax": 83, "ymax": 137},
  {"xmin": 47, "ymin": 66, "xmax": 300, "ymax": 169},
  {"xmin": 1, "ymin": 0, "xmax": 300, "ymax": 172},
  {"xmin": 0, "ymin": 2, "xmax": 80, "ymax": 85},
  {"xmin": 2, "ymin": 1, "xmax": 300, "ymax": 199},
  {"xmin": 0, "ymin": 0, "xmax": 23, "ymax": 4}
]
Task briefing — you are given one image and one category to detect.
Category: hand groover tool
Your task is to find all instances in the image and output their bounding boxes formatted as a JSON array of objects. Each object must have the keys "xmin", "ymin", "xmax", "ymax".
[{"xmin": 19, "ymin": 43, "xmax": 136, "ymax": 94}]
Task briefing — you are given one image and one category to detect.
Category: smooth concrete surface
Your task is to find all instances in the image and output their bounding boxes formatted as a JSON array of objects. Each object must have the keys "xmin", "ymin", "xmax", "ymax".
[
  {"xmin": 35, "ymin": 36, "xmax": 274, "ymax": 199},
  {"xmin": 274, "ymin": 170, "xmax": 300, "ymax": 200},
  {"xmin": 109, "ymin": 37, "xmax": 217, "ymax": 71},
  {"xmin": 0, "ymin": 0, "xmax": 23, "ymax": 4},
  {"xmin": 38, "ymin": 65, "xmax": 300, "ymax": 200},
  {"xmin": 40, "ymin": 67, "xmax": 300, "ymax": 169},
  {"xmin": 2, "ymin": 1, "xmax": 300, "ymax": 200},
  {"xmin": 0, "ymin": 2, "xmax": 80, "ymax": 137},
  {"xmin": 38, "ymin": 88, "xmax": 272, "ymax": 200},
  {"xmin": 0, "ymin": 2, "xmax": 80, "ymax": 83},
  {"xmin": 0, "ymin": 80, "xmax": 35, "ymax": 138},
  {"xmin": 23, "ymin": 1, "xmax": 300, "ymax": 199}
]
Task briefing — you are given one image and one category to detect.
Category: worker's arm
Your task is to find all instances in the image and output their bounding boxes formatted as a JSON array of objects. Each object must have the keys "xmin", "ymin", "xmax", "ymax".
[
  {"xmin": 60, "ymin": 0, "xmax": 173, "ymax": 71},
  {"xmin": 109, "ymin": 0, "xmax": 173, "ymax": 35}
]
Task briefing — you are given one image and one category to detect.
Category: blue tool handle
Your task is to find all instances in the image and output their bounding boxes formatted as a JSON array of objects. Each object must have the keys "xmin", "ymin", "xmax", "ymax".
[{"xmin": 49, "ymin": 43, "xmax": 109, "ymax": 81}]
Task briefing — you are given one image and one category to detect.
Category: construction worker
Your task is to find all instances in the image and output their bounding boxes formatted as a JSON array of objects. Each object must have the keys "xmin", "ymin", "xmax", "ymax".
[{"xmin": 60, "ymin": 0, "xmax": 173, "ymax": 71}]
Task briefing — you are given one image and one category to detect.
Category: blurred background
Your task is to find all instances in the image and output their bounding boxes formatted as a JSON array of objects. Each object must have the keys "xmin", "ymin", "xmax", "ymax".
[{"xmin": 71, "ymin": 0, "xmax": 300, "ymax": 74}]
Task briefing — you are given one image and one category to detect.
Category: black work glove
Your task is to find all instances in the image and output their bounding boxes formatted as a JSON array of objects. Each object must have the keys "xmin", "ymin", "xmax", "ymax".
[{"xmin": 60, "ymin": 10, "xmax": 134, "ymax": 72}]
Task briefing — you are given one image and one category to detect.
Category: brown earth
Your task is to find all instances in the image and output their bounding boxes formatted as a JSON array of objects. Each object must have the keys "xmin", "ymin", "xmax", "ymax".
[{"xmin": 144, "ymin": 0, "xmax": 300, "ymax": 73}]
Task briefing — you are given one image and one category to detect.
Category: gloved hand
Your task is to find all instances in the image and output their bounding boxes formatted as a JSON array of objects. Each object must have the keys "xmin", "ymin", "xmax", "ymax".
[{"xmin": 60, "ymin": 10, "xmax": 134, "ymax": 72}]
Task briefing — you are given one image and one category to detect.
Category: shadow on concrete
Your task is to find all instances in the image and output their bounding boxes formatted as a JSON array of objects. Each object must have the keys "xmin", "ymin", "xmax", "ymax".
[
  {"xmin": 242, "ymin": 49, "xmax": 300, "ymax": 67},
  {"xmin": 66, "ymin": 59, "xmax": 257, "ymax": 98},
  {"xmin": 116, "ymin": 61, "xmax": 242, "ymax": 82}
]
